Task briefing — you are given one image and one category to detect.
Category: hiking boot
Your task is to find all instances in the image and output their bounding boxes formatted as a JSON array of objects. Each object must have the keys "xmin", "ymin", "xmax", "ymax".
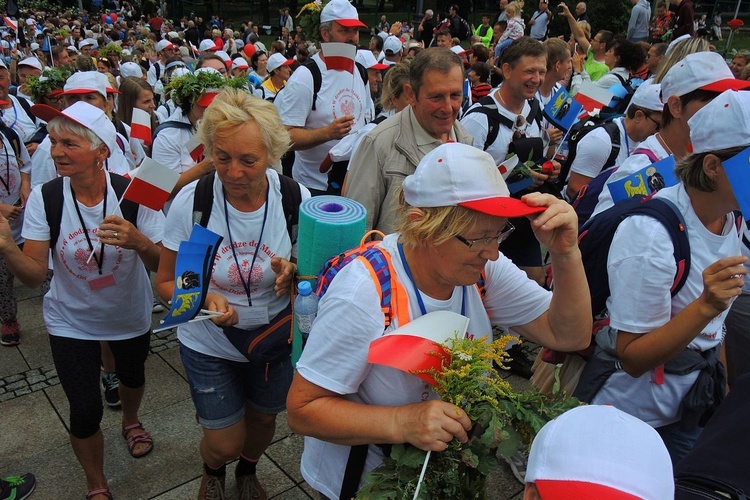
[
  {"xmin": 505, "ymin": 344, "xmax": 534, "ymax": 379},
  {"xmin": 0, "ymin": 322, "xmax": 20, "ymax": 346},
  {"xmin": 502, "ymin": 450, "xmax": 528, "ymax": 485},
  {"xmin": 152, "ymin": 297, "xmax": 165, "ymax": 314},
  {"xmin": 101, "ymin": 372, "xmax": 121, "ymax": 408},
  {"xmin": 0, "ymin": 473, "xmax": 36, "ymax": 500},
  {"xmin": 198, "ymin": 471, "xmax": 225, "ymax": 500},
  {"xmin": 236, "ymin": 473, "xmax": 267, "ymax": 500}
]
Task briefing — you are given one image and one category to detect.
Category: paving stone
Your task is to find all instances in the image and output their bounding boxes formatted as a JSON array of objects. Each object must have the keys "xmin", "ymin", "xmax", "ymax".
[
  {"xmin": 14, "ymin": 387, "xmax": 31, "ymax": 396},
  {"xmin": 5, "ymin": 374, "xmax": 23, "ymax": 383},
  {"xmin": 0, "ymin": 392, "xmax": 14, "ymax": 402},
  {"xmin": 48, "ymin": 376, "xmax": 60, "ymax": 385},
  {"xmin": 30, "ymin": 382, "xmax": 48, "ymax": 391},
  {"xmin": 26, "ymin": 374, "xmax": 46, "ymax": 385},
  {"xmin": 5, "ymin": 380, "xmax": 27, "ymax": 391}
]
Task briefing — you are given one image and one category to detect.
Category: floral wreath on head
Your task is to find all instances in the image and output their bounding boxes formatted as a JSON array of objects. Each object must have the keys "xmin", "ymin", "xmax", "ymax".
[
  {"xmin": 26, "ymin": 65, "xmax": 74, "ymax": 103},
  {"xmin": 165, "ymin": 71, "xmax": 249, "ymax": 108},
  {"xmin": 98, "ymin": 42, "xmax": 123, "ymax": 59},
  {"xmin": 296, "ymin": 0, "xmax": 327, "ymax": 45}
]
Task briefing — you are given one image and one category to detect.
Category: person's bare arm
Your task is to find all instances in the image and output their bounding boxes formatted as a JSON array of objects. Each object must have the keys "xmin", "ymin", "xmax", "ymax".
[
  {"xmin": 287, "ymin": 115, "xmax": 355, "ymax": 151},
  {"xmin": 560, "ymin": 3, "xmax": 590, "ymax": 53}
]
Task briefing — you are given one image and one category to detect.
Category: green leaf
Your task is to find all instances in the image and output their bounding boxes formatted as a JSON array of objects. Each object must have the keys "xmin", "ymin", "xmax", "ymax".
[
  {"xmin": 496, "ymin": 425, "xmax": 521, "ymax": 457},
  {"xmin": 461, "ymin": 449, "xmax": 480, "ymax": 468},
  {"xmin": 400, "ymin": 446, "xmax": 428, "ymax": 469}
]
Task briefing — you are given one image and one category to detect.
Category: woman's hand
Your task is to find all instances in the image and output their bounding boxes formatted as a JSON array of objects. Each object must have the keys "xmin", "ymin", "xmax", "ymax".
[
  {"xmin": 572, "ymin": 52, "xmax": 585, "ymax": 73},
  {"xmin": 0, "ymin": 203, "xmax": 22, "ymax": 222},
  {"xmin": 698, "ymin": 256, "xmax": 749, "ymax": 317},
  {"xmin": 523, "ymin": 193, "xmax": 579, "ymax": 256},
  {"xmin": 204, "ymin": 292, "xmax": 239, "ymax": 327},
  {"xmin": 271, "ymin": 257, "xmax": 295, "ymax": 296},
  {"xmin": 393, "ymin": 400, "xmax": 472, "ymax": 452},
  {"xmin": 98, "ymin": 215, "xmax": 147, "ymax": 251}
]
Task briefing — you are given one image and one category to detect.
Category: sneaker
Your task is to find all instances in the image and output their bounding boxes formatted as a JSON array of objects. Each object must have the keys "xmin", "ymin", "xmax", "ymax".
[
  {"xmin": 0, "ymin": 322, "xmax": 20, "ymax": 346},
  {"xmin": 505, "ymin": 343, "xmax": 534, "ymax": 379},
  {"xmin": 101, "ymin": 372, "xmax": 121, "ymax": 408},
  {"xmin": 0, "ymin": 473, "xmax": 36, "ymax": 500},
  {"xmin": 236, "ymin": 474, "xmax": 267, "ymax": 500},
  {"xmin": 152, "ymin": 297, "xmax": 165, "ymax": 314},
  {"xmin": 502, "ymin": 450, "xmax": 528, "ymax": 485},
  {"xmin": 198, "ymin": 472, "xmax": 226, "ymax": 500}
]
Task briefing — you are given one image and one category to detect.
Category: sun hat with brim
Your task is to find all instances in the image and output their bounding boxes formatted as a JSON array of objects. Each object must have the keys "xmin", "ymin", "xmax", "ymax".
[
  {"xmin": 266, "ymin": 52, "xmax": 293, "ymax": 73},
  {"xmin": 661, "ymin": 51, "xmax": 750, "ymax": 100},
  {"xmin": 526, "ymin": 405, "xmax": 674, "ymax": 500},
  {"xmin": 31, "ymin": 101, "xmax": 117, "ymax": 157},
  {"xmin": 62, "ymin": 71, "xmax": 109, "ymax": 99},
  {"xmin": 320, "ymin": 0, "xmax": 367, "ymax": 28},
  {"xmin": 355, "ymin": 49, "xmax": 388, "ymax": 70},
  {"xmin": 688, "ymin": 89, "xmax": 750, "ymax": 154},
  {"xmin": 403, "ymin": 143, "xmax": 546, "ymax": 218}
]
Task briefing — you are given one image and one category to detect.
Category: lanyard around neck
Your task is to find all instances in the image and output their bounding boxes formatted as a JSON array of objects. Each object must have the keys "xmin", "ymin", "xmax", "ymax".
[
  {"xmin": 70, "ymin": 183, "xmax": 106, "ymax": 275},
  {"xmin": 397, "ymin": 242, "xmax": 466, "ymax": 317},
  {"xmin": 223, "ymin": 183, "xmax": 270, "ymax": 307}
]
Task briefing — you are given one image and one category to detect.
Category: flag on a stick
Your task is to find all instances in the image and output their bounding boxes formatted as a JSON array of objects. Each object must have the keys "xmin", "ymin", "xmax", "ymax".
[
  {"xmin": 129, "ymin": 108, "xmax": 152, "ymax": 146},
  {"xmin": 121, "ymin": 157, "xmax": 180, "ymax": 211},
  {"xmin": 320, "ymin": 42, "xmax": 356, "ymax": 73}
]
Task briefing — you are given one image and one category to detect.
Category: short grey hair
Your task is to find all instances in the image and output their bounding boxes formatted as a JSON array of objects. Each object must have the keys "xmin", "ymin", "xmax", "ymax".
[{"xmin": 46, "ymin": 117, "xmax": 104, "ymax": 152}]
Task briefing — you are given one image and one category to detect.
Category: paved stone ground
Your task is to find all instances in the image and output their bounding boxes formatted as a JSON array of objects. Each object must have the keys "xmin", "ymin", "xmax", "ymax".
[{"xmin": 0, "ymin": 279, "xmax": 530, "ymax": 500}]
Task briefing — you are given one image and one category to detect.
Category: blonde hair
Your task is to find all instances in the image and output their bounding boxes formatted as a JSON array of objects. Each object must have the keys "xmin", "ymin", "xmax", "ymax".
[
  {"xmin": 653, "ymin": 37, "xmax": 710, "ymax": 83},
  {"xmin": 198, "ymin": 88, "xmax": 290, "ymax": 165},
  {"xmin": 395, "ymin": 187, "xmax": 481, "ymax": 248},
  {"xmin": 577, "ymin": 20, "xmax": 591, "ymax": 40},
  {"xmin": 381, "ymin": 60, "xmax": 410, "ymax": 112},
  {"xmin": 506, "ymin": 1, "xmax": 524, "ymax": 18}
]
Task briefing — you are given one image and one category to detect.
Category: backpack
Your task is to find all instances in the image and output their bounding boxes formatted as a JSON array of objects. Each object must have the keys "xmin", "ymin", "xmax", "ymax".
[
  {"xmin": 12, "ymin": 95, "xmax": 47, "ymax": 145},
  {"xmin": 463, "ymin": 95, "xmax": 544, "ymax": 151},
  {"xmin": 456, "ymin": 16, "xmax": 471, "ymax": 40},
  {"xmin": 294, "ymin": 58, "xmax": 369, "ymax": 112},
  {"xmin": 602, "ymin": 74, "xmax": 640, "ymax": 115},
  {"xmin": 556, "ymin": 116, "xmax": 623, "ymax": 193},
  {"xmin": 152, "ymin": 120, "xmax": 193, "ymax": 141},
  {"xmin": 570, "ymin": 147, "xmax": 660, "ymax": 230},
  {"xmin": 42, "ymin": 173, "xmax": 139, "ymax": 248},
  {"xmin": 0, "ymin": 123, "xmax": 23, "ymax": 159},
  {"xmin": 191, "ymin": 170, "xmax": 302, "ymax": 246}
]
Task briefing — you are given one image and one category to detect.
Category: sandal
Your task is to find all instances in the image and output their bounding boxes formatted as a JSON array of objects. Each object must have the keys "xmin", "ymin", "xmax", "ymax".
[
  {"xmin": 86, "ymin": 487, "xmax": 113, "ymax": 499},
  {"xmin": 122, "ymin": 421, "xmax": 154, "ymax": 458}
]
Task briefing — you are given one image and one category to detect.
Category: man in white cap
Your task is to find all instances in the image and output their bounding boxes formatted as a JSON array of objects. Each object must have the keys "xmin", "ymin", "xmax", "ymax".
[
  {"xmin": 11, "ymin": 57, "xmax": 42, "ymax": 101},
  {"xmin": 274, "ymin": 0, "xmax": 373, "ymax": 196},
  {"xmin": 78, "ymin": 38, "xmax": 94, "ymax": 58},
  {"xmin": 355, "ymin": 49, "xmax": 387, "ymax": 109},
  {"xmin": 562, "ymin": 80, "xmax": 664, "ymax": 200},
  {"xmin": 0, "ymin": 59, "xmax": 43, "ymax": 155},
  {"xmin": 380, "ymin": 35, "xmax": 402, "ymax": 66},
  {"xmin": 591, "ymin": 51, "xmax": 750, "ymax": 218},
  {"xmin": 525, "ymin": 405, "xmax": 674, "ymax": 499},
  {"xmin": 147, "ymin": 39, "xmax": 177, "ymax": 105}
]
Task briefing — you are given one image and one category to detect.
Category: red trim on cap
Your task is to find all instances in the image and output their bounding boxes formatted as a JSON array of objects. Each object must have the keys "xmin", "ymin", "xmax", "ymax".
[
  {"xmin": 535, "ymin": 479, "xmax": 641, "ymax": 500},
  {"xmin": 196, "ymin": 91, "xmax": 219, "ymax": 107},
  {"xmin": 280, "ymin": 59, "xmax": 294, "ymax": 66},
  {"xmin": 701, "ymin": 78, "xmax": 750, "ymax": 93},
  {"xmin": 334, "ymin": 18, "xmax": 367, "ymax": 28},
  {"xmin": 370, "ymin": 62, "xmax": 389, "ymax": 70},
  {"xmin": 31, "ymin": 103, "xmax": 86, "ymax": 129},
  {"xmin": 106, "ymin": 87, "xmax": 121, "ymax": 94},
  {"xmin": 459, "ymin": 197, "xmax": 546, "ymax": 218},
  {"xmin": 61, "ymin": 88, "xmax": 103, "ymax": 96}
]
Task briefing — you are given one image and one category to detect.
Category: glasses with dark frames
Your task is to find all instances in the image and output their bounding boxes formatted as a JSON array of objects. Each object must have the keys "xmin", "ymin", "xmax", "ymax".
[
  {"xmin": 454, "ymin": 222, "xmax": 515, "ymax": 249},
  {"xmin": 645, "ymin": 112, "xmax": 661, "ymax": 131}
]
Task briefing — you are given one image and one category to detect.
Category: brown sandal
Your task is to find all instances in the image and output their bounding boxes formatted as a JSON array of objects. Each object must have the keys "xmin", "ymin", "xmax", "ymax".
[{"xmin": 122, "ymin": 421, "xmax": 154, "ymax": 458}]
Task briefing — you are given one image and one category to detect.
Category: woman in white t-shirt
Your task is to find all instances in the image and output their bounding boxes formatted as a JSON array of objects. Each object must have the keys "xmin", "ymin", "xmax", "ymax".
[
  {"xmin": 287, "ymin": 142, "xmax": 592, "ymax": 499},
  {"xmin": 155, "ymin": 89, "xmax": 308, "ymax": 500},
  {"xmin": 0, "ymin": 101, "xmax": 165, "ymax": 500},
  {"xmin": 581, "ymin": 90, "xmax": 750, "ymax": 465}
]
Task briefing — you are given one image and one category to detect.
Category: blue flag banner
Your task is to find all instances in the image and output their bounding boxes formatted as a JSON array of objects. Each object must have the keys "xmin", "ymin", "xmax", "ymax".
[
  {"xmin": 543, "ymin": 87, "xmax": 583, "ymax": 131},
  {"xmin": 722, "ymin": 145, "xmax": 750, "ymax": 219},
  {"xmin": 154, "ymin": 225, "xmax": 223, "ymax": 333},
  {"xmin": 609, "ymin": 155, "xmax": 678, "ymax": 203}
]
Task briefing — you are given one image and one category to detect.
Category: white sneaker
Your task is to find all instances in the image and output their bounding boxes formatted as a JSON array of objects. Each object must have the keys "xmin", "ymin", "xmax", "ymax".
[{"xmin": 152, "ymin": 297, "xmax": 165, "ymax": 313}]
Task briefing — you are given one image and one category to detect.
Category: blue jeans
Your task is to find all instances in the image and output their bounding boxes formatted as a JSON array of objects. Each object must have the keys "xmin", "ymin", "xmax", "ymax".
[
  {"xmin": 656, "ymin": 420, "xmax": 703, "ymax": 467},
  {"xmin": 179, "ymin": 344, "xmax": 292, "ymax": 430}
]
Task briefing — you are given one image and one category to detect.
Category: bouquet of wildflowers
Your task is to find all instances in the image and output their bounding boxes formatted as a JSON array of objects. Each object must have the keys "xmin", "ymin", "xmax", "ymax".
[{"xmin": 296, "ymin": 0, "xmax": 326, "ymax": 44}]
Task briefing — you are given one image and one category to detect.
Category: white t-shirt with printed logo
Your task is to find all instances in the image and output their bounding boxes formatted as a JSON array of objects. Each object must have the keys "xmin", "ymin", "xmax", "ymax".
[
  {"xmin": 162, "ymin": 169, "xmax": 311, "ymax": 362},
  {"xmin": 0, "ymin": 131, "xmax": 32, "ymax": 244},
  {"xmin": 274, "ymin": 53, "xmax": 373, "ymax": 191},
  {"xmin": 592, "ymin": 184, "xmax": 741, "ymax": 427},
  {"xmin": 296, "ymin": 233, "xmax": 551, "ymax": 498},
  {"xmin": 22, "ymin": 172, "xmax": 165, "ymax": 340},
  {"xmin": 2, "ymin": 95, "xmax": 39, "ymax": 144}
]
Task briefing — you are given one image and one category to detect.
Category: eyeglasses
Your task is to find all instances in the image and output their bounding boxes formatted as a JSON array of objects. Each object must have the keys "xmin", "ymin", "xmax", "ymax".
[
  {"xmin": 645, "ymin": 113, "xmax": 661, "ymax": 131},
  {"xmin": 454, "ymin": 222, "xmax": 515, "ymax": 249}
]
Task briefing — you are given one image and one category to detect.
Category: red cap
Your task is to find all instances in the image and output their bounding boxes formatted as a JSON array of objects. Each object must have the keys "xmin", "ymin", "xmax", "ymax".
[{"xmin": 196, "ymin": 90, "xmax": 220, "ymax": 107}]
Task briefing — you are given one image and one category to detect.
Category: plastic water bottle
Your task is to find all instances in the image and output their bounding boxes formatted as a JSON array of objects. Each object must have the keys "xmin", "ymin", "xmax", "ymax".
[{"xmin": 295, "ymin": 281, "xmax": 318, "ymax": 340}]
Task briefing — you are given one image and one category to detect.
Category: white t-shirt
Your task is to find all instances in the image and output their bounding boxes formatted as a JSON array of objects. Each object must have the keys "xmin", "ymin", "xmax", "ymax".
[
  {"xmin": 274, "ymin": 53, "xmax": 373, "ymax": 191},
  {"xmin": 592, "ymin": 184, "xmax": 741, "ymax": 427},
  {"xmin": 3, "ymin": 95, "xmax": 39, "ymax": 144},
  {"xmin": 296, "ymin": 233, "xmax": 551, "ymax": 498},
  {"xmin": 147, "ymin": 60, "xmax": 167, "ymax": 101},
  {"xmin": 162, "ymin": 169, "xmax": 311, "ymax": 362},
  {"xmin": 120, "ymin": 122, "xmax": 146, "ymax": 168},
  {"xmin": 591, "ymin": 133, "xmax": 668, "ymax": 218},
  {"xmin": 0, "ymin": 131, "xmax": 32, "ymax": 244},
  {"xmin": 151, "ymin": 108, "xmax": 197, "ymax": 174},
  {"xmin": 22, "ymin": 172, "xmax": 165, "ymax": 340},
  {"xmin": 563, "ymin": 118, "xmax": 637, "ymax": 200},
  {"xmin": 29, "ymin": 133, "xmax": 135, "ymax": 189},
  {"xmin": 460, "ymin": 89, "xmax": 548, "ymax": 165}
]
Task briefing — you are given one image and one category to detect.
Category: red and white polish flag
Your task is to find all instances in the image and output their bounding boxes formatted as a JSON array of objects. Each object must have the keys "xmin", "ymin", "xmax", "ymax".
[
  {"xmin": 185, "ymin": 134, "xmax": 205, "ymax": 163},
  {"xmin": 3, "ymin": 17, "xmax": 17, "ymax": 31},
  {"xmin": 121, "ymin": 157, "xmax": 180, "ymax": 211},
  {"xmin": 320, "ymin": 42, "xmax": 356, "ymax": 73},
  {"xmin": 130, "ymin": 108, "xmax": 152, "ymax": 146},
  {"xmin": 574, "ymin": 82, "xmax": 614, "ymax": 117},
  {"xmin": 367, "ymin": 311, "xmax": 470, "ymax": 386}
]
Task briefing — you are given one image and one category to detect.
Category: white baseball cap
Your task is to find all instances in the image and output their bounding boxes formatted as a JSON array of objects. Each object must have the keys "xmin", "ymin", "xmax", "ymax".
[
  {"xmin": 31, "ymin": 101, "xmax": 117, "ymax": 157},
  {"xmin": 18, "ymin": 57, "xmax": 42, "ymax": 71},
  {"xmin": 78, "ymin": 38, "xmax": 94, "ymax": 49},
  {"xmin": 63, "ymin": 71, "xmax": 109, "ymax": 99},
  {"xmin": 119, "ymin": 61, "xmax": 144, "ymax": 79},
  {"xmin": 688, "ymin": 90, "xmax": 750, "ymax": 154},
  {"xmin": 661, "ymin": 51, "xmax": 750, "ymax": 100},
  {"xmin": 526, "ymin": 405, "xmax": 674, "ymax": 500},
  {"xmin": 199, "ymin": 39, "xmax": 219, "ymax": 52},
  {"xmin": 384, "ymin": 35, "xmax": 403, "ymax": 55},
  {"xmin": 628, "ymin": 80, "xmax": 664, "ymax": 113},
  {"xmin": 215, "ymin": 49, "xmax": 232, "ymax": 67},
  {"xmin": 266, "ymin": 52, "xmax": 293, "ymax": 73},
  {"xmin": 30, "ymin": 42, "xmax": 40, "ymax": 51},
  {"xmin": 402, "ymin": 143, "xmax": 546, "ymax": 218},
  {"xmin": 155, "ymin": 39, "xmax": 174, "ymax": 52},
  {"xmin": 231, "ymin": 58, "xmax": 249, "ymax": 70},
  {"xmin": 67, "ymin": 45, "xmax": 78, "ymax": 54},
  {"xmin": 355, "ymin": 49, "xmax": 388, "ymax": 70},
  {"xmin": 320, "ymin": 0, "xmax": 367, "ymax": 27}
]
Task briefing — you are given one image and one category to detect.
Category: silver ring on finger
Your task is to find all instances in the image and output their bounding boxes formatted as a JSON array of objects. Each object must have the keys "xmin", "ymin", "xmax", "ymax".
[{"xmin": 113, "ymin": 231, "xmax": 118, "ymax": 239}]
